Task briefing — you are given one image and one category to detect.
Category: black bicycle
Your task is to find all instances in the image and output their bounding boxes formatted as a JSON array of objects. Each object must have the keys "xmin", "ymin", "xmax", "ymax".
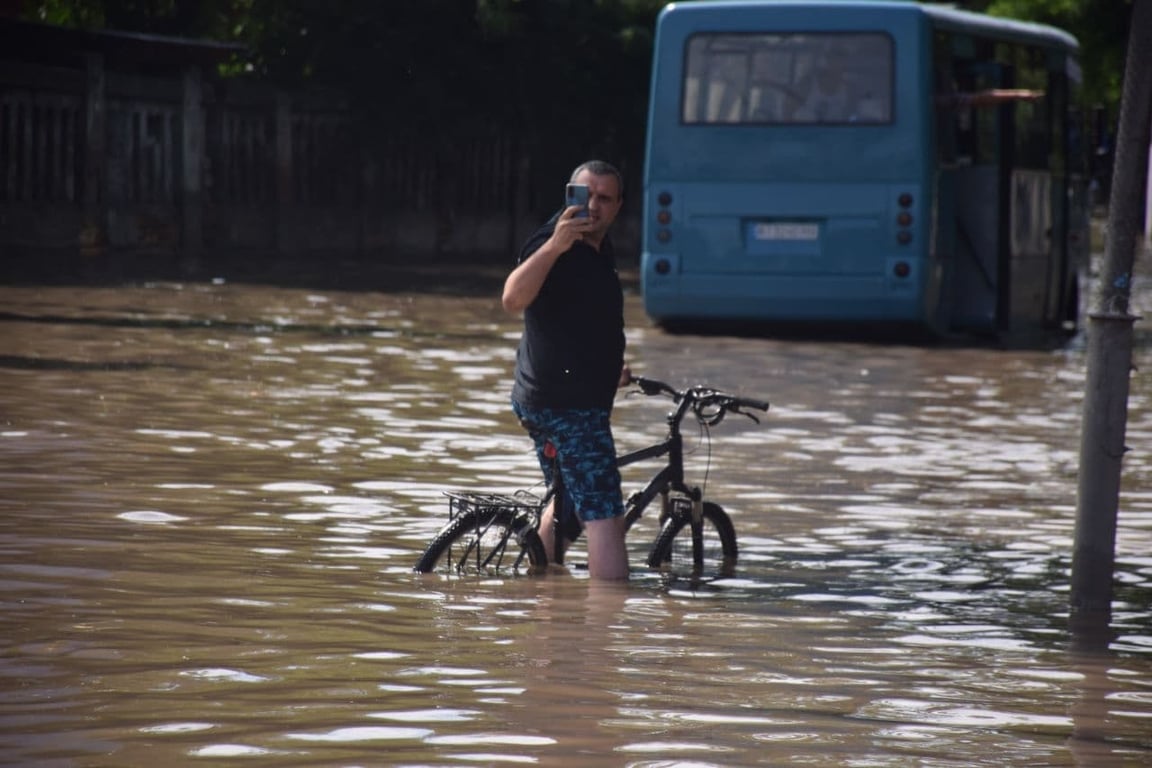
[{"xmin": 413, "ymin": 376, "xmax": 769, "ymax": 579}]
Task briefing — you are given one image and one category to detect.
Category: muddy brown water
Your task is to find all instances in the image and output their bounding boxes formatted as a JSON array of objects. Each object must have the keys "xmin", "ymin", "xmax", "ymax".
[{"xmin": 1, "ymin": 265, "xmax": 1149, "ymax": 766}]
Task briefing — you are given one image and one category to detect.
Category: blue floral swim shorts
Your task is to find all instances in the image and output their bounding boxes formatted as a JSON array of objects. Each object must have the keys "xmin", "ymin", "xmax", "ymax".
[{"xmin": 511, "ymin": 401, "xmax": 625, "ymax": 525}]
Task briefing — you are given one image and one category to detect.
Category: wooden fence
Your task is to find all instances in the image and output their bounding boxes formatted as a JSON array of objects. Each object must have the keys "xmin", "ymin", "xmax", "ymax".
[{"xmin": 0, "ymin": 24, "xmax": 614, "ymax": 271}]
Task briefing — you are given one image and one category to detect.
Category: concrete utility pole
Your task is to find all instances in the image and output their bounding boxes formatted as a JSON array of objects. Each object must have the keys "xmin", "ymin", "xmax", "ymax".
[{"xmin": 1071, "ymin": 0, "xmax": 1152, "ymax": 637}]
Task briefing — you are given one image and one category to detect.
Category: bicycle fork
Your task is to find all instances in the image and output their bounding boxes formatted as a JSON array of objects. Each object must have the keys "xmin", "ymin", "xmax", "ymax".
[
  {"xmin": 654, "ymin": 489, "xmax": 707, "ymax": 568},
  {"xmin": 686, "ymin": 497, "xmax": 707, "ymax": 569}
]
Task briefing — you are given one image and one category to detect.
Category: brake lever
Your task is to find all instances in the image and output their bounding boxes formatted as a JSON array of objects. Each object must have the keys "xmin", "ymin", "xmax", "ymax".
[{"xmin": 714, "ymin": 398, "xmax": 761, "ymax": 425}]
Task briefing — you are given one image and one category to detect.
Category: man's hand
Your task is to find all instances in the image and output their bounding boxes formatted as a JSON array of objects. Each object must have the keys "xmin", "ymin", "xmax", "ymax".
[
  {"xmin": 552, "ymin": 205, "xmax": 592, "ymax": 251},
  {"xmin": 618, "ymin": 363, "xmax": 632, "ymax": 388}
]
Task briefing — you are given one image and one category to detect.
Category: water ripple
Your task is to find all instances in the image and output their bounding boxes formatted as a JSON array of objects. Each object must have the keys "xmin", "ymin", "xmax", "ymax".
[{"xmin": 0, "ymin": 280, "xmax": 1149, "ymax": 766}]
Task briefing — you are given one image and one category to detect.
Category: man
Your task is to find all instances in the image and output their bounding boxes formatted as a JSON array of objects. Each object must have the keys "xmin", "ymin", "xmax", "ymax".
[{"xmin": 502, "ymin": 160, "xmax": 630, "ymax": 580}]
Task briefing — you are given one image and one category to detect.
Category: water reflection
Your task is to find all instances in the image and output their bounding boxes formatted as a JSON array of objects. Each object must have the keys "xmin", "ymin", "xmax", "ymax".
[{"xmin": 0, "ymin": 271, "xmax": 1149, "ymax": 766}]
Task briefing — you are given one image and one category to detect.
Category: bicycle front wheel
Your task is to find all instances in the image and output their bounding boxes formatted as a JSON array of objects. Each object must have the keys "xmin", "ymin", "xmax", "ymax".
[
  {"xmin": 414, "ymin": 509, "xmax": 547, "ymax": 575},
  {"xmin": 646, "ymin": 500, "xmax": 737, "ymax": 580}
]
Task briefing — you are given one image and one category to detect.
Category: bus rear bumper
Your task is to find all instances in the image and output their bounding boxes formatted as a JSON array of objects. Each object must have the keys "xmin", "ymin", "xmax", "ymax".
[{"xmin": 641, "ymin": 271, "xmax": 925, "ymax": 325}]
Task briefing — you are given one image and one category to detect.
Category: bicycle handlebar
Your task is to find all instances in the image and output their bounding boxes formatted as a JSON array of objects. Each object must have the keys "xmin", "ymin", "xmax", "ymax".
[{"xmin": 628, "ymin": 375, "xmax": 770, "ymax": 426}]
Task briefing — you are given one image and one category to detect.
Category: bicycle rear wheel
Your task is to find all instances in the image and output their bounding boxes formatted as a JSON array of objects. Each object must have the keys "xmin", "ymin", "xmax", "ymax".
[
  {"xmin": 646, "ymin": 500, "xmax": 737, "ymax": 580},
  {"xmin": 414, "ymin": 509, "xmax": 547, "ymax": 575}
]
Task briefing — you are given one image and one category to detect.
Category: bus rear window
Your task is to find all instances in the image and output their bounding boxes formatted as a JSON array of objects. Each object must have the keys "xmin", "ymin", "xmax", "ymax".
[{"xmin": 683, "ymin": 32, "xmax": 894, "ymax": 125}]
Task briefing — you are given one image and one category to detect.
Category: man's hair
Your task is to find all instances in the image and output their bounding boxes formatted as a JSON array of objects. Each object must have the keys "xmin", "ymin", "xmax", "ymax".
[{"xmin": 570, "ymin": 160, "xmax": 624, "ymax": 199}]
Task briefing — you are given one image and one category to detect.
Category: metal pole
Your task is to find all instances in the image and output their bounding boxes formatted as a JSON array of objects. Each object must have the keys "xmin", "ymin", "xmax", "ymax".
[
  {"xmin": 1146, "ymin": 125, "xmax": 1152, "ymax": 242},
  {"xmin": 1071, "ymin": 0, "xmax": 1152, "ymax": 637}
]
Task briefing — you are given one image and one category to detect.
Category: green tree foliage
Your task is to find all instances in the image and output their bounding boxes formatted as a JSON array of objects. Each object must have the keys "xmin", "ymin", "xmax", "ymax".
[
  {"xmin": 19, "ymin": 0, "xmax": 1127, "ymax": 171},
  {"xmin": 21, "ymin": 0, "xmax": 1128, "ymax": 113},
  {"xmin": 473, "ymin": 0, "xmax": 661, "ymax": 169},
  {"xmin": 25, "ymin": 0, "xmax": 239, "ymax": 38}
]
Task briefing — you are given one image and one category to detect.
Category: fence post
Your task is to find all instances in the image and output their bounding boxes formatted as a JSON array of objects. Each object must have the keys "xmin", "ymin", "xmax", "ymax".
[
  {"xmin": 81, "ymin": 52, "xmax": 106, "ymax": 256},
  {"xmin": 275, "ymin": 90, "xmax": 294, "ymax": 257},
  {"xmin": 180, "ymin": 64, "xmax": 204, "ymax": 270}
]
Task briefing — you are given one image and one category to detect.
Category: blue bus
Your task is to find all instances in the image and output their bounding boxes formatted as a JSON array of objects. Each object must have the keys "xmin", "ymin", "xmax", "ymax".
[{"xmin": 641, "ymin": 1, "xmax": 1089, "ymax": 338}]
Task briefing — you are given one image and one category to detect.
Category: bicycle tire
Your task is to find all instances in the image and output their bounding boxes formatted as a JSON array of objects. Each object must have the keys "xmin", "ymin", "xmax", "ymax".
[
  {"xmin": 413, "ymin": 509, "xmax": 547, "ymax": 575},
  {"xmin": 646, "ymin": 500, "xmax": 738, "ymax": 579}
]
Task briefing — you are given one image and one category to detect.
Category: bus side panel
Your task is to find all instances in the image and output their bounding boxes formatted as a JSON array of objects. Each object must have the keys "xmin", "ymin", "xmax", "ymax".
[
  {"xmin": 1009, "ymin": 170, "xmax": 1055, "ymax": 331},
  {"xmin": 945, "ymin": 166, "xmax": 1000, "ymax": 332}
]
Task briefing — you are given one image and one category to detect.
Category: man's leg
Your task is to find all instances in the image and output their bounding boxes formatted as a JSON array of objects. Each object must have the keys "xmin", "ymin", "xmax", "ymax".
[
  {"xmin": 538, "ymin": 498, "xmax": 559, "ymax": 564},
  {"xmin": 539, "ymin": 497, "xmax": 580, "ymax": 567},
  {"xmin": 584, "ymin": 515, "xmax": 628, "ymax": 580}
]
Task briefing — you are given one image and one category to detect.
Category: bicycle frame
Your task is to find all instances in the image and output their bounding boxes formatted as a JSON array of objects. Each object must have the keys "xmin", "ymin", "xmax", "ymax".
[{"xmin": 620, "ymin": 394, "xmax": 702, "ymax": 527}]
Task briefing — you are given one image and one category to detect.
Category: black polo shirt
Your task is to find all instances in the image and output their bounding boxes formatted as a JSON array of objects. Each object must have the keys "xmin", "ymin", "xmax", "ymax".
[{"xmin": 511, "ymin": 214, "xmax": 626, "ymax": 410}]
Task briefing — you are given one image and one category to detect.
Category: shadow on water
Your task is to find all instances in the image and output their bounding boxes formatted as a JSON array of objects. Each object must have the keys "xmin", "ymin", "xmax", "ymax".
[
  {"xmin": 0, "ymin": 309, "xmax": 424, "ymax": 339},
  {"xmin": 0, "ymin": 251, "xmax": 519, "ymax": 296},
  {"xmin": 0, "ymin": 354, "xmax": 172, "ymax": 372},
  {"xmin": 656, "ymin": 314, "xmax": 1093, "ymax": 352}
]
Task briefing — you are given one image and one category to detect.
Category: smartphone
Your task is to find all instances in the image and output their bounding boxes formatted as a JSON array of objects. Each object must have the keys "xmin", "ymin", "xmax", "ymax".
[{"xmin": 565, "ymin": 183, "xmax": 589, "ymax": 218}]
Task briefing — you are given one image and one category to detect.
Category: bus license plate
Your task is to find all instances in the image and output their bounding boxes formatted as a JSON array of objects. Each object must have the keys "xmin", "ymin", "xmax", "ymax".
[{"xmin": 753, "ymin": 222, "xmax": 819, "ymax": 241}]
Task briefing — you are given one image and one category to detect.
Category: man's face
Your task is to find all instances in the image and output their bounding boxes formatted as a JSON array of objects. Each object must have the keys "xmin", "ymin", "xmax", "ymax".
[{"xmin": 572, "ymin": 169, "xmax": 623, "ymax": 235}]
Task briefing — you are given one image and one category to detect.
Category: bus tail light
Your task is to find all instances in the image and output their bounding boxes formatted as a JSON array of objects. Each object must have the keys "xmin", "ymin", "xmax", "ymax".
[
  {"xmin": 893, "ymin": 261, "xmax": 911, "ymax": 278},
  {"xmin": 655, "ymin": 258, "xmax": 672, "ymax": 275},
  {"xmin": 655, "ymin": 190, "xmax": 674, "ymax": 245},
  {"xmin": 896, "ymin": 191, "xmax": 914, "ymax": 245}
]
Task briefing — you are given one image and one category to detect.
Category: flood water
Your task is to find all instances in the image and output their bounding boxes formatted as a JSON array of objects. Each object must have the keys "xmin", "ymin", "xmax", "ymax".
[{"xmin": 1, "ymin": 260, "xmax": 1150, "ymax": 767}]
